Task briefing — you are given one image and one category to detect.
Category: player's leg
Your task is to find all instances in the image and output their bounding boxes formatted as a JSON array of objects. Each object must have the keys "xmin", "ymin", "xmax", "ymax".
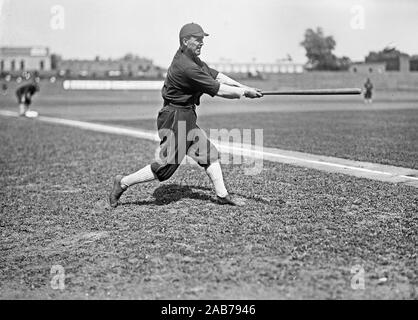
[
  {"xmin": 187, "ymin": 126, "xmax": 237, "ymax": 205},
  {"xmin": 109, "ymin": 107, "xmax": 185, "ymax": 207},
  {"xmin": 108, "ymin": 134, "xmax": 170, "ymax": 208},
  {"xmin": 120, "ymin": 165, "xmax": 156, "ymax": 188},
  {"xmin": 149, "ymin": 107, "xmax": 195, "ymax": 181},
  {"xmin": 24, "ymin": 101, "xmax": 31, "ymax": 115},
  {"xmin": 17, "ymin": 94, "xmax": 26, "ymax": 116},
  {"xmin": 108, "ymin": 164, "xmax": 157, "ymax": 208},
  {"xmin": 365, "ymin": 90, "xmax": 372, "ymax": 104},
  {"xmin": 25, "ymin": 93, "xmax": 33, "ymax": 112},
  {"xmin": 111, "ymin": 131, "xmax": 183, "ymax": 192},
  {"xmin": 19, "ymin": 104, "xmax": 26, "ymax": 116}
]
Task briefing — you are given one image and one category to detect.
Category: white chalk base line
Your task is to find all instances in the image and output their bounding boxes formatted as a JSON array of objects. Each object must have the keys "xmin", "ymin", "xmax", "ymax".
[{"xmin": 1, "ymin": 109, "xmax": 417, "ymax": 188}]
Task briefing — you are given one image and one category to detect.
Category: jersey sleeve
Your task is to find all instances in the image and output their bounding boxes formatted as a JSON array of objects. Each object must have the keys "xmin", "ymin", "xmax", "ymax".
[
  {"xmin": 206, "ymin": 63, "xmax": 219, "ymax": 80},
  {"xmin": 184, "ymin": 65, "xmax": 220, "ymax": 97}
]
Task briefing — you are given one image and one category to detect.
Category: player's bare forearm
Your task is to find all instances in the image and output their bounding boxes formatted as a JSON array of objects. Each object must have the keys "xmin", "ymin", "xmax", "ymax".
[
  {"xmin": 216, "ymin": 84, "xmax": 263, "ymax": 99},
  {"xmin": 216, "ymin": 84, "xmax": 245, "ymax": 99},
  {"xmin": 216, "ymin": 72, "xmax": 249, "ymax": 88}
]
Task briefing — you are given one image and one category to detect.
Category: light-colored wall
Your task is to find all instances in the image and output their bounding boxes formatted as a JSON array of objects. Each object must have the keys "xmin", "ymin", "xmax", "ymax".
[
  {"xmin": 349, "ymin": 64, "xmax": 386, "ymax": 74},
  {"xmin": 0, "ymin": 55, "xmax": 51, "ymax": 71},
  {"xmin": 209, "ymin": 63, "xmax": 304, "ymax": 74},
  {"xmin": 399, "ymin": 55, "xmax": 410, "ymax": 73},
  {"xmin": 57, "ymin": 60, "xmax": 155, "ymax": 76}
]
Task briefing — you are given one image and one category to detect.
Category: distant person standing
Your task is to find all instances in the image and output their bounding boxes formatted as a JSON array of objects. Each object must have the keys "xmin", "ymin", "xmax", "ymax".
[
  {"xmin": 15, "ymin": 81, "xmax": 40, "ymax": 117},
  {"xmin": 1, "ymin": 82, "xmax": 7, "ymax": 95},
  {"xmin": 363, "ymin": 78, "xmax": 373, "ymax": 104}
]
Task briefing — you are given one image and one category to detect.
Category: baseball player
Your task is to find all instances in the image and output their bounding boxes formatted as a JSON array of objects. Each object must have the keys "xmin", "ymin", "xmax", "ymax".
[
  {"xmin": 15, "ymin": 81, "xmax": 40, "ymax": 116},
  {"xmin": 363, "ymin": 78, "xmax": 373, "ymax": 104},
  {"xmin": 109, "ymin": 22, "xmax": 262, "ymax": 208}
]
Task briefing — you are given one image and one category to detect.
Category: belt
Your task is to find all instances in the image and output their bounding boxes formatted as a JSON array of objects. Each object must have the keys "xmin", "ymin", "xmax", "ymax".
[{"xmin": 163, "ymin": 100, "xmax": 196, "ymax": 111}]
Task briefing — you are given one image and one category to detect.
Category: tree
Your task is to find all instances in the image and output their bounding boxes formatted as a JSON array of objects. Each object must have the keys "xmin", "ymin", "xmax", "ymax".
[
  {"xmin": 123, "ymin": 53, "xmax": 135, "ymax": 61},
  {"xmin": 300, "ymin": 27, "xmax": 350, "ymax": 70},
  {"xmin": 123, "ymin": 53, "xmax": 142, "ymax": 61},
  {"xmin": 336, "ymin": 56, "xmax": 352, "ymax": 71}
]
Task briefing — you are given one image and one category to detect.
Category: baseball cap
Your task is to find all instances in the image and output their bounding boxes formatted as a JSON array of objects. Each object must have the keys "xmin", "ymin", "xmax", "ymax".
[{"xmin": 179, "ymin": 23, "xmax": 209, "ymax": 39}]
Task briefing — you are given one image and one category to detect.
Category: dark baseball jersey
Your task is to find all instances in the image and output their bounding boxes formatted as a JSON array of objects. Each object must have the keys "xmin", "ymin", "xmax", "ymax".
[
  {"xmin": 16, "ymin": 83, "xmax": 38, "ymax": 105},
  {"xmin": 364, "ymin": 81, "xmax": 373, "ymax": 98},
  {"xmin": 162, "ymin": 48, "xmax": 220, "ymax": 107}
]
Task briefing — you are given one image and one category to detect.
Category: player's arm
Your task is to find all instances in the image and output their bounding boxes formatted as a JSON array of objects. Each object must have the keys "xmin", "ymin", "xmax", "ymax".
[
  {"xmin": 215, "ymin": 72, "xmax": 262, "ymax": 98},
  {"xmin": 216, "ymin": 84, "xmax": 262, "ymax": 99},
  {"xmin": 185, "ymin": 66, "xmax": 262, "ymax": 100},
  {"xmin": 216, "ymin": 72, "xmax": 249, "ymax": 88}
]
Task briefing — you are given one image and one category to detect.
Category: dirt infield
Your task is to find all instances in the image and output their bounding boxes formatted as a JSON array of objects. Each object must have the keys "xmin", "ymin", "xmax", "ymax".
[{"xmin": 1, "ymin": 117, "xmax": 417, "ymax": 299}]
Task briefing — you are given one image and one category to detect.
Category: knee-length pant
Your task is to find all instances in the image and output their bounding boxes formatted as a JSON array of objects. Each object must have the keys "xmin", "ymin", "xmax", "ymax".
[{"xmin": 151, "ymin": 105, "xmax": 219, "ymax": 181}]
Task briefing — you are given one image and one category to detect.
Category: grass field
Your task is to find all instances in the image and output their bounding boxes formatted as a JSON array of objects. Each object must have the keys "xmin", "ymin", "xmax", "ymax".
[
  {"xmin": 0, "ymin": 79, "xmax": 417, "ymax": 299},
  {"xmin": 102, "ymin": 108, "xmax": 418, "ymax": 169}
]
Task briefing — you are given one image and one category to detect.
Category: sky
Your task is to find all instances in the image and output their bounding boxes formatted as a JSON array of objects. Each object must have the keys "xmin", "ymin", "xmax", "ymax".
[{"xmin": 1, "ymin": 0, "xmax": 417, "ymax": 67}]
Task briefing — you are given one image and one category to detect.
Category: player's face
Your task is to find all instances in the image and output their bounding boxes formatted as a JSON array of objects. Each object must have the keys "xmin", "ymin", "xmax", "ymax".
[{"xmin": 186, "ymin": 36, "xmax": 204, "ymax": 56}]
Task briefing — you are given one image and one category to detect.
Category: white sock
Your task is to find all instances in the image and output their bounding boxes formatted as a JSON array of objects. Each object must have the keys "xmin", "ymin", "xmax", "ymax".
[
  {"xmin": 205, "ymin": 161, "xmax": 228, "ymax": 197},
  {"xmin": 19, "ymin": 104, "xmax": 26, "ymax": 115},
  {"xmin": 120, "ymin": 164, "xmax": 156, "ymax": 188}
]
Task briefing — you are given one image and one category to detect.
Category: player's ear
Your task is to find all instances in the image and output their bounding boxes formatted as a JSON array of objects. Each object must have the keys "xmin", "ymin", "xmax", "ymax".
[{"xmin": 181, "ymin": 37, "xmax": 190, "ymax": 47}]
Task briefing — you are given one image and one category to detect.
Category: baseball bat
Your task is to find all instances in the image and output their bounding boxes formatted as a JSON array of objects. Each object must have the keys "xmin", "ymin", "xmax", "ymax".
[{"xmin": 261, "ymin": 88, "xmax": 362, "ymax": 95}]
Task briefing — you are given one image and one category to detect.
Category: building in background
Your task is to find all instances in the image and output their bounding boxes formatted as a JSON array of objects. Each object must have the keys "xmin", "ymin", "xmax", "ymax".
[
  {"xmin": 0, "ymin": 47, "xmax": 51, "ymax": 73},
  {"xmin": 349, "ymin": 62, "xmax": 386, "ymax": 74},
  {"xmin": 0, "ymin": 47, "xmax": 165, "ymax": 79},
  {"xmin": 409, "ymin": 55, "xmax": 418, "ymax": 72},
  {"xmin": 365, "ymin": 48, "xmax": 411, "ymax": 72},
  {"xmin": 398, "ymin": 54, "xmax": 411, "ymax": 73},
  {"xmin": 209, "ymin": 60, "xmax": 304, "ymax": 77},
  {"xmin": 57, "ymin": 54, "xmax": 165, "ymax": 78}
]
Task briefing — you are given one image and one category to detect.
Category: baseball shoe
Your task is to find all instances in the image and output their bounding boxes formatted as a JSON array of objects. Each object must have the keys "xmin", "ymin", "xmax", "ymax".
[
  {"xmin": 109, "ymin": 175, "xmax": 126, "ymax": 208},
  {"xmin": 216, "ymin": 194, "xmax": 238, "ymax": 206}
]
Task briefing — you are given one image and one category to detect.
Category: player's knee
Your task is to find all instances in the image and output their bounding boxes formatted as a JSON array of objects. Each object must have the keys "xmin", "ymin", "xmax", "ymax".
[
  {"xmin": 151, "ymin": 162, "xmax": 179, "ymax": 182},
  {"xmin": 198, "ymin": 149, "xmax": 220, "ymax": 169},
  {"xmin": 209, "ymin": 145, "xmax": 220, "ymax": 163},
  {"xmin": 157, "ymin": 174, "xmax": 171, "ymax": 182}
]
